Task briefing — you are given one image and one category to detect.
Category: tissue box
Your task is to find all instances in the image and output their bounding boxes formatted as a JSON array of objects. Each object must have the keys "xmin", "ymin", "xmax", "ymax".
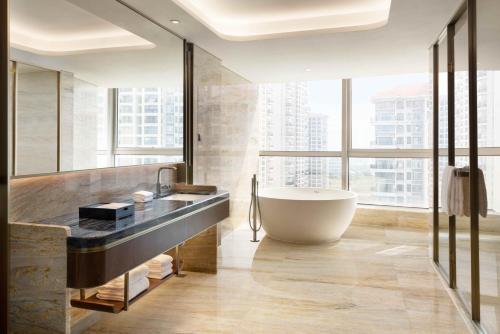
[{"xmin": 79, "ymin": 203, "xmax": 135, "ymax": 220}]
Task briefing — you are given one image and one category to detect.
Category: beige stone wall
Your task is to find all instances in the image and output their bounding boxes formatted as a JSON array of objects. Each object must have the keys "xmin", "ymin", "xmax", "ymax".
[
  {"xmin": 193, "ymin": 46, "xmax": 259, "ymax": 229},
  {"xmin": 9, "ymin": 223, "xmax": 71, "ymax": 334},
  {"xmin": 10, "ymin": 162, "xmax": 184, "ymax": 223},
  {"xmin": 72, "ymin": 78, "xmax": 99, "ymax": 171},
  {"xmin": 59, "ymin": 72, "xmax": 75, "ymax": 172},
  {"xmin": 352, "ymin": 206, "xmax": 430, "ymax": 230}
]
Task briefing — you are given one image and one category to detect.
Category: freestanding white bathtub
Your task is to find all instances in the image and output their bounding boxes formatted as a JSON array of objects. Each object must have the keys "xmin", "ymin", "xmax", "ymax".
[{"xmin": 258, "ymin": 188, "xmax": 357, "ymax": 244}]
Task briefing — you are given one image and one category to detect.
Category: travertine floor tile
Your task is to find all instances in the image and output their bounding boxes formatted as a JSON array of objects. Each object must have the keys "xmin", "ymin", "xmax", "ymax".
[{"xmin": 83, "ymin": 221, "xmax": 469, "ymax": 334}]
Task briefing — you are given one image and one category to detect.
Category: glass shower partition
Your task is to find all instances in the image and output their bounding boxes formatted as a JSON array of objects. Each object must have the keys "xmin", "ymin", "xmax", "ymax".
[
  {"xmin": 437, "ymin": 32, "xmax": 451, "ymax": 281},
  {"xmin": 453, "ymin": 12, "xmax": 473, "ymax": 312},
  {"xmin": 477, "ymin": 0, "xmax": 500, "ymax": 332}
]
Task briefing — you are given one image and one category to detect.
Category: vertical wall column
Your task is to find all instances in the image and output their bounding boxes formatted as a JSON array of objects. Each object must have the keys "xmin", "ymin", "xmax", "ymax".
[
  {"xmin": 467, "ymin": 0, "xmax": 480, "ymax": 322},
  {"xmin": 0, "ymin": 0, "xmax": 9, "ymax": 332},
  {"xmin": 432, "ymin": 44, "xmax": 439, "ymax": 263},
  {"xmin": 447, "ymin": 24, "xmax": 457, "ymax": 289},
  {"xmin": 341, "ymin": 79, "xmax": 351, "ymax": 190},
  {"xmin": 183, "ymin": 41, "xmax": 194, "ymax": 184}
]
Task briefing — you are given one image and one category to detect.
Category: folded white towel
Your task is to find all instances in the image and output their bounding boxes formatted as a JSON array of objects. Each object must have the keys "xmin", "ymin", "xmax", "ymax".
[
  {"xmin": 102, "ymin": 265, "xmax": 149, "ymax": 289},
  {"xmin": 148, "ymin": 262, "xmax": 173, "ymax": 270},
  {"xmin": 133, "ymin": 191, "xmax": 154, "ymax": 203},
  {"xmin": 145, "ymin": 254, "xmax": 174, "ymax": 279},
  {"xmin": 134, "ymin": 194, "xmax": 153, "ymax": 198},
  {"xmin": 146, "ymin": 254, "xmax": 173, "ymax": 265},
  {"xmin": 134, "ymin": 191, "xmax": 154, "ymax": 197},
  {"xmin": 134, "ymin": 197, "xmax": 153, "ymax": 203},
  {"xmin": 97, "ymin": 277, "xmax": 149, "ymax": 302},
  {"xmin": 133, "ymin": 194, "xmax": 153, "ymax": 198},
  {"xmin": 148, "ymin": 267, "xmax": 173, "ymax": 280},
  {"xmin": 148, "ymin": 266, "xmax": 173, "ymax": 276}
]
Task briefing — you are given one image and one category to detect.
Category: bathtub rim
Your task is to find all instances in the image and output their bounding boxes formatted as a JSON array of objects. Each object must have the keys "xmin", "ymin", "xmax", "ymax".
[{"xmin": 257, "ymin": 187, "xmax": 358, "ymax": 202}]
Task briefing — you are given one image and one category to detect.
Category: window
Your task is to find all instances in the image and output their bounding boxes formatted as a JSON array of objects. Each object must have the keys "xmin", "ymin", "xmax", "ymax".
[
  {"xmin": 259, "ymin": 80, "xmax": 342, "ymax": 192},
  {"xmin": 115, "ymin": 155, "xmax": 182, "ymax": 167},
  {"xmin": 259, "ymin": 81, "xmax": 342, "ymax": 152},
  {"xmin": 259, "ymin": 157, "xmax": 341, "ymax": 189},
  {"xmin": 259, "ymin": 75, "xmax": 433, "ymax": 208},
  {"xmin": 349, "ymin": 158, "xmax": 429, "ymax": 207}
]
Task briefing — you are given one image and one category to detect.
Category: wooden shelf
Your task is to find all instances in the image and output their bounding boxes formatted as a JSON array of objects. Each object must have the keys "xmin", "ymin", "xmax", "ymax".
[{"xmin": 71, "ymin": 273, "xmax": 175, "ymax": 314}]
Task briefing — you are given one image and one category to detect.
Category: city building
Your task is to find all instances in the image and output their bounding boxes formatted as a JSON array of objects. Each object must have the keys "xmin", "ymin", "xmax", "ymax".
[{"xmin": 371, "ymin": 83, "xmax": 431, "ymax": 206}]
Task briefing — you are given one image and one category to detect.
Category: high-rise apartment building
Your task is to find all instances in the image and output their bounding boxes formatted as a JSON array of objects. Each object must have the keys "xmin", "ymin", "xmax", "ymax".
[
  {"xmin": 259, "ymin": 82, "xmax": 338, "ymax": 188},
  {"xmin": 117, "ymin": 88, "xmax": 183, "ymax": 148},
  {"xmin": 371, "ymin": 83, "xmax": 431, "ymax": 206},
  {"xmin": 260, "ymin": 82, "xmax": 310, "ymax": 187}
]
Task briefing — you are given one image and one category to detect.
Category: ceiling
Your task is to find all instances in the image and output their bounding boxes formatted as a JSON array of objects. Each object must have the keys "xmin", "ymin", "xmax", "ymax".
[
  {"xmin": 170, "ymin": 0, "xmax": 392, "ymax": 41},
  {"xmin": 11, "ymin": 0, "xmax": 154, "ymax": 55},
  {"xmin": 13, "ymin": 0, "xmax": 489, "ymax": 86},
  {"xmin": 10, "ymin": 0, "xmax": 184, "ymax": 88},
  {"xmin": 122, "ymin": 0, "xmax": 462, "ymax": 82}
]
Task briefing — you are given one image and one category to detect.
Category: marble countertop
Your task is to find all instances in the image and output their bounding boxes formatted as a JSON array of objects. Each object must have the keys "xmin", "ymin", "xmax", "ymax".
[{"xmin": 35, "ymin": 191, "xmax": 229, "ymax": 249}]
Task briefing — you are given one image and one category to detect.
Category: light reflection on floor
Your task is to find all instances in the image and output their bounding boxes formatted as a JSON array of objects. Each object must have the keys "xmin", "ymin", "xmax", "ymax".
[{"xmin": 84, "ymin": 221, "xmax": 470, "ymax": 334}]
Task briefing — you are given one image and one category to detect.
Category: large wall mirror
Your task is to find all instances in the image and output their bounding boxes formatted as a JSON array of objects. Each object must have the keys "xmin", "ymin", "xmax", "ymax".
[{"xmin": 9, "ymin": 0, "xmax": 184, "ymax": 176}]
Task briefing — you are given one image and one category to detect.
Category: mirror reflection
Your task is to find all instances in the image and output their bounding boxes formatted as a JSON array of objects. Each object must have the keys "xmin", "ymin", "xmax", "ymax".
[{"xmin": 10, "ymin": 0, "xmax": 184, "ymax": 176}]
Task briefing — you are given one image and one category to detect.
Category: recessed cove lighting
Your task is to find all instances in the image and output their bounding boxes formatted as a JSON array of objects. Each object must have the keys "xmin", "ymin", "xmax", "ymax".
[
  {"xmin": 10, "ymin": 0, "xmax": 155, "ymax": 56},
  {"xmin": 170, "ymin": 19, "xmax": 181, "ymax": 24},
  {"xmin": 171, "ymin": 0, "xmax": 392, "ymax": 41}
]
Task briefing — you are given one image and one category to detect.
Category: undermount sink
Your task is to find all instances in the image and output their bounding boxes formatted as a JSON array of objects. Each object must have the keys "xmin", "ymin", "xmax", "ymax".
[{"xmin": 160, "ymin": 193, "xmax": 212, "ymax": 201}]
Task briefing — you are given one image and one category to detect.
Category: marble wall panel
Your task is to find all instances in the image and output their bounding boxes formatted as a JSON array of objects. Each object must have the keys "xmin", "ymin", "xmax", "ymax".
[
  {"xmin": 352, "ymin": 206, "xmax": 430, "ymax": 230},
  {"xmin": 59, "ymin": 71, "xmax": 75, "ymax": 172},
  {"xmin": 16, "ymin": 69, "xmax": 58, "ymax": 175},
  {"xmin": 10, "ymin": 163, "xmax": 185, "ymax": 223},
  {"xmin": 72, "ymin": 78, "xmax": 99, "ymax": 171},
  {"xmin": 9, "ymin": 223, "xmax": 71, "ymax": 334},
  {"xmin": 193, "ymin": 46, "xmax": 259, "ymax": 225},
  {"xmin": 182, "ymin": 225, "xmax": 219, "ymax": 274}
]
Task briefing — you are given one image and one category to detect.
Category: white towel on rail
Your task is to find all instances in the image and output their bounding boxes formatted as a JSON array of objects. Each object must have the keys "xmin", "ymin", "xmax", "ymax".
[
  {"xmin": 442, "ymin": 165, "xmax": 488, "ymax": 218},
  {"xmin": 441, "ymin": 166, "xmax": 455, "ymax": 216},
  {"xmin": 478, "ymin": 168, "xmax": 488, "ymax": 218}
]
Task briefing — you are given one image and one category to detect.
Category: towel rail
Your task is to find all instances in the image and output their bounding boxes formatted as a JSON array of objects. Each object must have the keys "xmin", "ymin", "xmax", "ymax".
[{"xmin": 454, "ymin": 169, "xmax": 470, "ymax": 177}]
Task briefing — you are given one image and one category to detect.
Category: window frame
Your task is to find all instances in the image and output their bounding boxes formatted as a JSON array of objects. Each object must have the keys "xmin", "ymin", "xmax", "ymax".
[
  {"xmin": 259, "ymin": 76, "xmax": 500, "ymax": 208},
  {"xmin": 259, "ymin": 78, "xmax": 436, "ymax": 208}
]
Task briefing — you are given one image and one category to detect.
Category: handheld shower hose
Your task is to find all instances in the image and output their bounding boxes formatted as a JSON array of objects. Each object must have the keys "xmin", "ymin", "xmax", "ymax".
[{"xmin": 248, "ymin": 174, "xmax": 263, "ymax": 242}]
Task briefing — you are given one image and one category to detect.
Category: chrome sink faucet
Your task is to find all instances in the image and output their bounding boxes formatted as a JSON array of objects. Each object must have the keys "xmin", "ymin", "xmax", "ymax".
[{"xmin": 156, "ymin": 166, "xmax": 177, "ymax": 198}]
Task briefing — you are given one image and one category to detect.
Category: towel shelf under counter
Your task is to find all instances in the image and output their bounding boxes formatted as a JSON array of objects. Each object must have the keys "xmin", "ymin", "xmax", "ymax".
[{"xmin": 71, "ymin": 272, "xmax": 177, "ymax": 313}]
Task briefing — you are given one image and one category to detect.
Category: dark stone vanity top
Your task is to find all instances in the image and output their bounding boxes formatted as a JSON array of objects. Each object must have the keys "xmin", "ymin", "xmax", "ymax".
[{"xmin": 35, "ymin": 191, "xmax": 229, "ymax": 250}]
